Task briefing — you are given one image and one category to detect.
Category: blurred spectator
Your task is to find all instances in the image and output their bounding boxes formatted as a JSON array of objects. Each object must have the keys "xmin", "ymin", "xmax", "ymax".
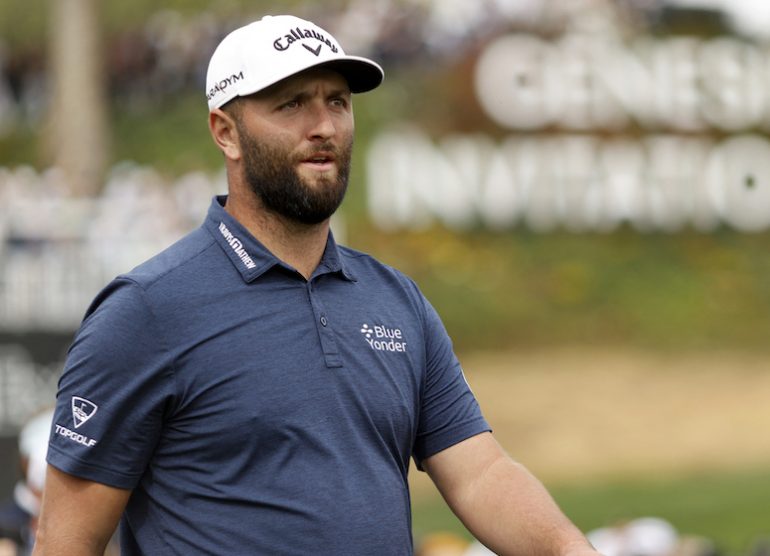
[
  {"xmin": 0, "ymin": 43, "xmax": 46, "ymax": 127},
  {"xmin": 0, "ymin": 41, "xmax": 17, "ymax": 137},
  {"xmin": 587, "ymin": 516, "xmax": 719, "ymax": 556},
  {"xmin": 588, "ymin": 517, "xmax": 679, "ymax": 556},
  {"xmin": 0, "ymin": 407, "xmax": 53, "ymax": 555}
]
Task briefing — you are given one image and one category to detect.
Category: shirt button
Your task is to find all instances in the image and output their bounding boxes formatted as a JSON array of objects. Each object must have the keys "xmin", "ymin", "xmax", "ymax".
[{"xmin": 320, "ymin": 316, "xmax": 328, "ymax": 327}]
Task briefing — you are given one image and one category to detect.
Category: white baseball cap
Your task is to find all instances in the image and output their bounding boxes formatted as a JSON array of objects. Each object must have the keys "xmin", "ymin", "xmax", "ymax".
[{"xmin": 206, "ymin": 15, "xmax": 384, "ymax": 111}]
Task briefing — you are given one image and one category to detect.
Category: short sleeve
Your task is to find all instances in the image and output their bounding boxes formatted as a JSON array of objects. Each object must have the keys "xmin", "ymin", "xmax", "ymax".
[
  {"xmin": 47, "ymin": 278, "xmax": 174, "ymax": 489},
  {"xmin": 412, "ymin": 297, "xmax": 491, "ymax": 468}
]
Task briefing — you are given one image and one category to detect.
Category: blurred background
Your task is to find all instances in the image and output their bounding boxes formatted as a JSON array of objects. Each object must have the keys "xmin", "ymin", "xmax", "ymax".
[{"xmin": 1, "ymin": 0, "xmax": 770, "ymax": 554}]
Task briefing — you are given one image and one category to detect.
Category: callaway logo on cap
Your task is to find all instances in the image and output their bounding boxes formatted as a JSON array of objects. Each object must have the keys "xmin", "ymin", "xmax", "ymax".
[{"xmin": 205, "ymin": 15, "xmax": 384, "ymax": 111}]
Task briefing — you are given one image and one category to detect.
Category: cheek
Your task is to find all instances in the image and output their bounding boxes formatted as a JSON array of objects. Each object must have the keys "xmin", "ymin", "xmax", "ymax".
[
  {"xmin": 254, "ymin": 129, "xmax": 296, "ymax": 159},
  {"xmin": 339, "ymin": 113, "xmax": 354, "ymax": 134},
  {"xmin": 333, "ymin": 119, "xmax": 354, "ymax": 148}
]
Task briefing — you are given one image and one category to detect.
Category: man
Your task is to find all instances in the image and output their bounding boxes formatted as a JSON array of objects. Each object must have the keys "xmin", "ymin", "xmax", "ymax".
[{"xmin": 34, "ymin": 15, "xmax": 601, "ymax": 556}]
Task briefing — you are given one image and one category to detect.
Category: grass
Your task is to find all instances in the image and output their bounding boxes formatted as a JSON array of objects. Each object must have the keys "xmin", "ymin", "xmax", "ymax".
[{"xmin": 411, "ymin": 467, "xmax": 770, "ymax": 555}]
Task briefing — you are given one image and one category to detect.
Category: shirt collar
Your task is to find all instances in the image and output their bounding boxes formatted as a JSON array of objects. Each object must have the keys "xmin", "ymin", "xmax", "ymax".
[{"xmin": 204, "ymin": 195, "xmax": 355, "ymax": 283}]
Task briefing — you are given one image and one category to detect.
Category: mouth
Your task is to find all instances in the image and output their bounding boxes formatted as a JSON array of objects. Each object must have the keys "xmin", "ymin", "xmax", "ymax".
[{"xmin": 301, "ymin": 152, "xmax": 337, "ymax": 171}]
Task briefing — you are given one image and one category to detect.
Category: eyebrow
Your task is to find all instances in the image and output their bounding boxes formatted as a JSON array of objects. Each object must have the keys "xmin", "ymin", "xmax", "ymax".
[
  {"xmin": 260, "ymin": 78, "xmax": 351, "ymax": 100},
  {"xmin": 325, "ymin": 87, "xmax": 352, "ymax": 98},
  {"xmin": 285, "ymin": 85, "xmax": 351, "ymax": 99}
]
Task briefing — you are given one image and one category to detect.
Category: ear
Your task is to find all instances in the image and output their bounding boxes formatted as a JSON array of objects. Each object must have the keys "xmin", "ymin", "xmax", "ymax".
[{"xmin": 208, "ymin": 109, "xmax": 241, "ymax": 161}]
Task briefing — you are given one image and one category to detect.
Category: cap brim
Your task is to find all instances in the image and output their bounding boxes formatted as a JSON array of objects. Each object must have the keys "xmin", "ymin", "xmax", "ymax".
[{"xmin": 315, "ymin": 56, "xmax": 384, "ymax": 93}]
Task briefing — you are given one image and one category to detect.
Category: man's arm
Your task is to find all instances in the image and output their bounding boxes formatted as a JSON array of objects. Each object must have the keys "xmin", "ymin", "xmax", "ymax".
[
  {"xmin": 32, "ymin": 465, "xmax": 130, "ymax": 556},
  {"xmin": 422, "ymin": 432, "xmax": 600, "ymax": 556}
]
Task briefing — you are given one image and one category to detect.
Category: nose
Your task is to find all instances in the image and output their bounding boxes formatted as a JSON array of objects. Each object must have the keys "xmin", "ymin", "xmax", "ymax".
[{"xmin": 306, "ymin": 103, "xmax": 336, "ymax": 141}]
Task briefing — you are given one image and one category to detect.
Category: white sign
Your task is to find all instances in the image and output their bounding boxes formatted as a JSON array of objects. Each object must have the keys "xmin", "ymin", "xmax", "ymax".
[
  {"xmin": 367, "ymin": 128, "xmax": 770, "ymax": 232},
  {"xmin": 474, "ymin": 34, "xmax": 769, "ymax": 132},
  {"xmin": 365, "ymin": 31, "xmax": 770, "ymax": 232}
]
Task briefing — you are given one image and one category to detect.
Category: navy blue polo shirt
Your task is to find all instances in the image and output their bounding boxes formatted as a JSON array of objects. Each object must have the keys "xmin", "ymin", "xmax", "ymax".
[{"xmin": 48, "ymin": 196, "xmax": 490, "ymax": 556}]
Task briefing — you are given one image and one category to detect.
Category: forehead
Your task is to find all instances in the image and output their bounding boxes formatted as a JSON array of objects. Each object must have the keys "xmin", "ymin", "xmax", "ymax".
[{"xmin": 255, "ymin": 67, "xmax": 350, "ymax": 98}]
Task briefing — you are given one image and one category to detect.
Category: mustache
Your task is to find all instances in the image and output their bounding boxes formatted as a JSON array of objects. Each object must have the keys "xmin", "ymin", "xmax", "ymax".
[
  {"xmin": 296, "ymin": 143, "xmax": 340, "ymax": 159},
  {"xmin": 295, "ymin": 138, "xmax": 354, "ymax": 161}
]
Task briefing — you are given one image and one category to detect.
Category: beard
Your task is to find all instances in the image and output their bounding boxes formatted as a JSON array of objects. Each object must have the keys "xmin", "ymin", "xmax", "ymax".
[{"xmin": 238, "ymin": 125, "xmax": 352, "ymax": 225}]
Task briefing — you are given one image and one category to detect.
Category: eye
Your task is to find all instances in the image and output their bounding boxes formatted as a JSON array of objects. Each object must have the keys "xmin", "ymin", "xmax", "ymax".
[
  {"xmin": 330, "ymin": 96, "xmax": 349, "ymax": 109},
  {"xmin": 279, "ymin": 99, "xmax": 301, "ymax": 111}
]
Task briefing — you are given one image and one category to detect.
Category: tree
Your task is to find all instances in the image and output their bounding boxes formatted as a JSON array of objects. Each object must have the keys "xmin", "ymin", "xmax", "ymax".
[{"xmin": 46, "ymin": 0, "xmax": 109, "ymax": 195}]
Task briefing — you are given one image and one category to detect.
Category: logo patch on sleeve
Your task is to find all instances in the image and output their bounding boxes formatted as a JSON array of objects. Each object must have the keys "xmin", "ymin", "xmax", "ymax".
[{"xmin": 71, "ymin": 396, "xmax": 98, "ymax": 429}]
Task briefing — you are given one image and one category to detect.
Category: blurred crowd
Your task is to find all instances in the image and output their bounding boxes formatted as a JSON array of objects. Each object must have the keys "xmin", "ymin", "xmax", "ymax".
[
  {"xmin": 0, "ymin": 0, "xmax": 550, "ymax": 134},
  {"xmin": 0, "ymin": 164, "xmax": 225, "ymax": 331},
  {"xmin": 0, "ymin": 0, "xmax": 684, "ymax": 137}
]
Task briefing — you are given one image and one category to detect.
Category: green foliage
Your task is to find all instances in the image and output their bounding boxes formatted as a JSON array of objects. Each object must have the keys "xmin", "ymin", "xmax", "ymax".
[
  {"xmin": 0, "ymin": 123, "xmax": 39, "ymax": 167},
  {"xmin": 110, "ymin": 95, "xmax": 219, "ymax": 174},
  {"xmin": 0, "ymin": 0, "xmax": 47, "ymax": 48},
  {"xmin": 349, "ymin": 223, "xmax": 770, "ymax": 353}
]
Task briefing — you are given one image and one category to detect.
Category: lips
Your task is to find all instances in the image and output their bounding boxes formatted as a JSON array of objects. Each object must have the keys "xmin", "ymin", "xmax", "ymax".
[
  {"xmin": 299, "ymin": 150, "xmax": 338, "ymax": 174},
  {"xmin": 302, "ymin": 151, "xmax": 336, "ymax": 165}
]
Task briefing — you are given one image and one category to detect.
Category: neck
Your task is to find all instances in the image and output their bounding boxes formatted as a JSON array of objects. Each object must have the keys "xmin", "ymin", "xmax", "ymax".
[{"xmin": 225, "ymin": 190, "xmax": 329, "ymax": 280}]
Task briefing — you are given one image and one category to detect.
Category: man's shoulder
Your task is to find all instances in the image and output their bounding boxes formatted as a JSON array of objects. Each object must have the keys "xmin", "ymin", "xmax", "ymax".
[
  {"xmin": 338, "ymin": 245, "xmax": 409, "ymax": 281},
  {"xmin": 81, "ymin": 226, "xmax": 218, "ymax": 324},
  {"xmin": 124, "ymin": 226, "xmax": 216, "ymax": 290},
  {"xmin": 337, "ymin": 244, "xmax": 425, "ymax": 298}
]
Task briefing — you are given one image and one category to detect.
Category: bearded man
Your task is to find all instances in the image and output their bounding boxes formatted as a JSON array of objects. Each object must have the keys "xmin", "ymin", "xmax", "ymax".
[{"xmin": 34, "ymin": 15, "xmax": 601, "ymax": 556}]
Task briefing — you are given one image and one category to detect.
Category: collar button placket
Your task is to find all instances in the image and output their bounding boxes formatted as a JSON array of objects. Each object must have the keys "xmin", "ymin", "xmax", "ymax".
[{"xmin": 307, "ymin": 279, "xmax": 342, "ymax": 368}]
